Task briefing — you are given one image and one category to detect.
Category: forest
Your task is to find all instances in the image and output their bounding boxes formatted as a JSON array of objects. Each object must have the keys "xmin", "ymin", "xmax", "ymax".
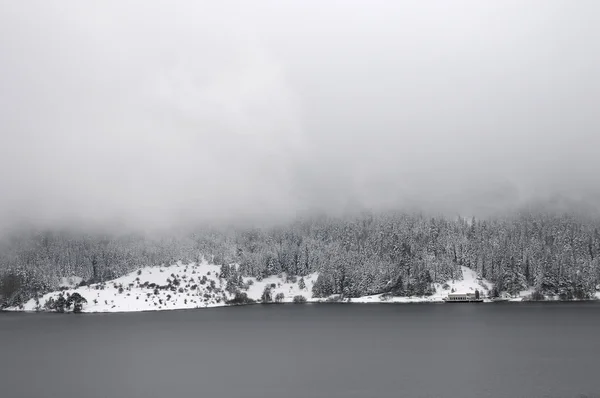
[{"xmin": 1, "ymin": 211, "xmax": 600, "ymax": 308}]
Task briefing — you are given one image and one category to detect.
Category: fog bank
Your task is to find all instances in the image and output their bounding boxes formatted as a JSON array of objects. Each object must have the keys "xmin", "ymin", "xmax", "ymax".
[{"xmin": 1, "ymin": 1, "xmax": 599, "ymax": 230}]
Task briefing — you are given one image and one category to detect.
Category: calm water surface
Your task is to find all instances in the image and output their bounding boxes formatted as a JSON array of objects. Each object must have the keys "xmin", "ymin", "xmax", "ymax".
[{"xmin": 1, "ymin": 303, "xmax": 600, "ymax": 398}]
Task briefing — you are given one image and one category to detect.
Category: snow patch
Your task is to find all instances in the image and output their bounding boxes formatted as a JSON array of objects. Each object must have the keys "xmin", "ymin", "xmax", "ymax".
[
  {"xmin": 350, "ymin": 266, "xmax": 493, "ymax": 304},
  {"xmin": 243, "ymin": 274, "xmax": 319, "ymax": 303},
  {"xmin": 59, "ymin": 276, "xmax": 83, "ymax": 289},
  {"xmin": 9, "ymin": 265, "xmax": 495, "ymax": 313},
  {"xmin": 9, "ymin": 261, "xmax": 319, "ymax": 313}
]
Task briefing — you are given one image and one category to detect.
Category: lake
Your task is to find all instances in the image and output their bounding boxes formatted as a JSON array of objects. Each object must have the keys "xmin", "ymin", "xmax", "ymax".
[{"xmin": 1, "ymin": 303, "xmax": 600, "ymax": 398}]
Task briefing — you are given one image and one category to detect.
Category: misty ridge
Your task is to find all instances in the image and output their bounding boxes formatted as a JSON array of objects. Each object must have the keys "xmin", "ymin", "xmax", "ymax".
[{"xmin": 1, "ymin": 2, "xmax": 600, "ymax": 308}]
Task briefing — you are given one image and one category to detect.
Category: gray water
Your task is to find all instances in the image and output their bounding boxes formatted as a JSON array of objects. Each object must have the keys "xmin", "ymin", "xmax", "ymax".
[{"xmin": 1, "ymin": 303, "xmax": 600, "ymax": 398}]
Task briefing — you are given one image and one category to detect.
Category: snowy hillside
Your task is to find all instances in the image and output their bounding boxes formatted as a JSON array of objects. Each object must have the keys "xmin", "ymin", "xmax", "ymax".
[
  {"xmin": 351, "ymin": 266, "xmax": 493, "ymax": 304},
  {"xmin": 10, "ymin": 261, "xmax": 319, "ymax": 313},
  {"xmin": 9, "ymin": 264, "xmax": 494, "ymax": 313}
]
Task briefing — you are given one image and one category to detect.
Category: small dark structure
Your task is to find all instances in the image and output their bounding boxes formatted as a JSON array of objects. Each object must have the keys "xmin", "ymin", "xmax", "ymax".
[{"xmin": 444, "ymin": 291, "xmax": 483, "ymax": 303}]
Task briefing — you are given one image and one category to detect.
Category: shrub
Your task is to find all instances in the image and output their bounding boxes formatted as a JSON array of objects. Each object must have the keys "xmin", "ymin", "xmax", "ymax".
[
  {"xmin": 531, "ymin": 290, "xmax": 545, "ymax": 301},
  {"xmin": 226, "ymin": 292, "xmax": 255, "ymax": 305},
  {"xmin": 270, "ymin": 283, "xmax": 276, "ymax": 289},
  {"xmin": 67, "ymin": 293, "xmax": 87, "ymax": 313},
  {"xmin": 137, "ymin": 270, "xmax": 142, "ymax": 276},
  {"xmin": 55, "ymin": 295, "xmax": 67, "ymax": 313},
  {"xmin": 274, "ymin": 293, "xmax": 285, "ymax": 303},
  {"xmin": 293, "ymin": 295, "xmax": 307, "ymax": 304},
  {"xmin": 261, "ymin": 286, "xmax": 272, "ymax": 303},
  {"xmin": 442, "ymin": 283, "xmax": 450, "ymax": 290},
  {"xmin": 118, "ymin": 287, "xmax": 124, "ymax": 294},
  {"xmin": 44, "ymin": 297, "xmax": 56, "ymax": 311},
  {"xmin": 178, "ymin": 287, "xmax": 184, "ymax": 293},
  {"xmin": 34, "ymin": 297, "xmax": 42, "ymax": 312},
  {"xmin": 379, "ymin": 293, "xmax": 392, "ymax": 302},
  {"xmin": 298, "ymin": 277, "xmax": 306, "ymax": 290},
  {"xmin": 573, "ymin": 286, "xmax": 590, "ymax": 300}
]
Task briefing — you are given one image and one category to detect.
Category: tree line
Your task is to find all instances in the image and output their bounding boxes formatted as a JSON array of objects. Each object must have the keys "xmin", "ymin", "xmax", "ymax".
[{"xmin": 1, "ymin": 211, "xmax": 600, "ymax": 307}]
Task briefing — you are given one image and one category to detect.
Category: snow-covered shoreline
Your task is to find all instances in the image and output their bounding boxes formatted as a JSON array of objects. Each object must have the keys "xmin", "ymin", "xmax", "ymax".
[
  {"xmin": 7, "ymin": 261, "xmax": 322, "ymax": 313},
  {"xmin": 6, "ymin": 263, "xmax": 598, "ymax": 314}
]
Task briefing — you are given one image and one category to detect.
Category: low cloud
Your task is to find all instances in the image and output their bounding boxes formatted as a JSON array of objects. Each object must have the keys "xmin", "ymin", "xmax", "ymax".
[{"xmin": 1, "ymin": 1, "xmax": 599, "ymax": 231}]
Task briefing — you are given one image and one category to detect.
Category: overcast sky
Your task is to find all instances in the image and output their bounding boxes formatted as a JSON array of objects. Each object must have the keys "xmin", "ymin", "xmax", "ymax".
[{"xmin": 1, "ymin": 1, "xmax": 599, "ymax": 230}]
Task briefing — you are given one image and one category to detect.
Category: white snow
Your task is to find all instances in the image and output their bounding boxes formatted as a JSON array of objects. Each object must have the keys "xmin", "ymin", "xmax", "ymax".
[
  {"xmin": 9, "ymin": 265, "xmax": 496, "ymax": 313},
  {"xmin": 9, "ymin": 260, "xmax": 597, "ymax": 313},
  {"xmin": 9, "ymin": 261, "xmax": 320, "ymax": 313},
  {"xmin": 11, "ymin": 261, "xmax": 228, "ymax": 313},
  {"xmin": 243, "ymin": 274, "xmax": 319, "ymax": 303},
  {"xmin": 350, "ymin": 266, "xmax": 493, "ymax": 304},
  {"xmin": 59, "ymin": 276, "xmax": 83, "ymax": 289}
]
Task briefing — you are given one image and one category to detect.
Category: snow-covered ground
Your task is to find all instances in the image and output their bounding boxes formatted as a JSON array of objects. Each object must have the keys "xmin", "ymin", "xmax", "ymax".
[
  {"xmin": 16, "ymin": 264, "xmax": 568, "ymax": 313},
  {"xmin": 350, "ymin": 266, "xmax": 493, "ymax": 304},
  {"xmin": 8, "ymin": 261, "xmax": 321, "ymax": 313},
  {"xmin": 242, "ymin": 273, "xmax": 319, "ymax": 303},
  {"xmin": 59, "ymin": 276, "xmax": 83, "ymax": 289},
  {"xmin": 12, "ymin": 261, "xmax": 228, "ymax": 313}
]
